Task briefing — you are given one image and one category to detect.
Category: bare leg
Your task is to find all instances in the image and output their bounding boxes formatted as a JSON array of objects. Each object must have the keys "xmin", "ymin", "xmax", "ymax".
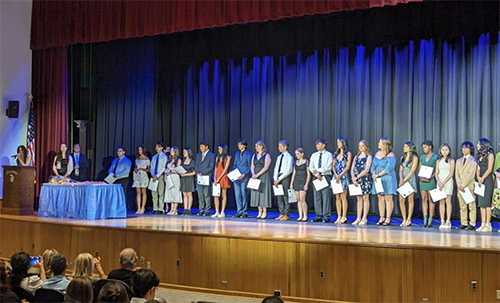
[
  {"xmin": 257, "ymin": 206, "xmax": 263, "ymax": 218},
  {"xmin": 140, "ymin": 188, "xmax": 147, "ymax": 213},
  {"xmin": 213, "ymin": 196, "xmax": 220, "ymax": 215},
  {"xmin": 384, "ymin": 195, "xmax": 394, "ymax": 224},
  {"xmin": 355, "ymin": 196, "xmax": 363, "ymax": 222},
  {"xmin": 399, "ymin": 194, "xmax": 407, "ymax": 226},
  {"xmin": 439, "ymin": 200, "xmax": 445, "ymax": 226},
  {"xmin": 221, "ymin": 189, "xmax": 227, "ymax": 215},
  {"xmin": 407, "ymin": 194, "xmax": 414, "ymax": 224},
  {"xmin": 421, "ymin": 191, "xmax": 429, "ymax": 216},
  {"xmin": 334, "ymin": 194, "xmax": 342, "ymax": 223},
  {"xmin": 341, "ymin": 190, "xmax": 348, "ymax": 222},
  {"xmin": 445, "ymin": 196, "xmax": 452, "ymax": 223},
  {"xmin": 262, "ymin": 207, "xmax": 267, "ymax": 218},
  {"xmin": 362, "ymin": 194, "xmax": 370, "ymax": 222},
  {"xmin": 377, "ymin": 194, "xmax": 385, "ymax": 224},
  {"xmin": 429, "ymin": 195, "xmax": 435, "ymax": 216},
  {"xmin": 135, "ymin": 188, "xmax": 141, "ymax": 214},
  {"xmin": 296, "ymin": 190, "xmax": 303, "ymax": 220}
]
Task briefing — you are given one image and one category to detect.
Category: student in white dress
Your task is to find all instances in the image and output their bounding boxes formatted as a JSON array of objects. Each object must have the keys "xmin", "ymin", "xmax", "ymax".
[
  {"xmin": 132, "ymin": 145, "xmax": 150, "ymax": 214},
  {"xmin": 435, "ymin": 143, "xmax": 455, "ymax": 229},
  {"xmin": 164, "ymin": 146, "xmax": 183, "ymax": 215}
]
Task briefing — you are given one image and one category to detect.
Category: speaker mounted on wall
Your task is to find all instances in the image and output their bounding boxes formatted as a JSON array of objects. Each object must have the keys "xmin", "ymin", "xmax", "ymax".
[{"xmin": 6, "ymin": 100, "xmax": 19, "ymax": 118}]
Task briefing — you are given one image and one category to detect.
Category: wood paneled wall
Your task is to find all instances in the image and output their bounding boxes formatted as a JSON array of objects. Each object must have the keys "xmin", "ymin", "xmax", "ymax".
[{"xmin": 1, "ymin": 217, "xmax": 499, "ymax": 303}]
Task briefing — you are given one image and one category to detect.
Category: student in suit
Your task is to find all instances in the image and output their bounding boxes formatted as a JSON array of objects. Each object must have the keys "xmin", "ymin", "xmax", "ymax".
[
  {"xmin": 71, "ymin": 144, "xmax": 89, "ymax": 181},
  {"xmin": 108, "ymin": 146, "xmax": 132, "ymax": 202},
  {"xmin": 232, "ymin": 139, "xmax": 253, "ymax": 218},
  {"xmin": 309, "ymin": 139, "xmax": 333, "ymax": 223},
  {"xmin": 194, "ymin": 139, "xmax": 216, "ymax": 216},
  {"xmin": 475, "ymin": 138, "xmax": 495, "ymax": 232},
  {"xmin": 149, "ymin": 142, "xmax": 168, "ymax": 214},
  {"xmin": 273, "ymin": 140, "xmax": 294, "ymax": 221},
  {"xmin": 455, "ymin": 141, "xmax": 478, "ymax": 230}
]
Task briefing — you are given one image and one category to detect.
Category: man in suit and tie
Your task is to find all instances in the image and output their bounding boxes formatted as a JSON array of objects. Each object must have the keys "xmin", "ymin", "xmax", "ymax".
[
  {"xmin": 150, "ymin": 142, "xmax": 169, "ymax": 214},
  {"xmin": 108, "ymin": 146, "xmax": 132, "ymax": 201},
  {"xmin": 455, "ymin": 141, "xmax": 478, "ymax": 230},
  {"xmin": 71, "ymin": 144, "xmax": 89, "ymax": 181},
  {"xmin": 273, "ymin": 140, "xmax": 294, "ymax": 221},
  {"xmin": 309, "ymin": 139, "xmax": 334, "ymax": 222},
  {"xmin": 232, "ymin": 139, "xmax": 253, "ymax": 218},
  {"xmin": 195, "ymin": 139, "xmax": 215, "ymax": 216}
]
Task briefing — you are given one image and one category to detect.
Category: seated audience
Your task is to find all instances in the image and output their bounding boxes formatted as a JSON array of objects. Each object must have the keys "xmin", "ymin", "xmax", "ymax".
[
  {"xmin": 1, "ymin": 260, "xmax": 21, "ymax": 302},
  {"xmin": 41, "ymin": 248, "xmax": 59, "ymax": 278},
  {"xmin": 107, "ymin": 248, "xmax": 138, "ymax": 286},
  {"xmin": 130, "ymin": 269, "xmax": 166, "ymax": 303},
  {"xmin": 72, "ymin": 253, "xmax": 106, "ymax": 280},
  {"xmin": 262, "ymin": 296, "xmax": 284, "ymax": 303},
  {"xmin": 64, "ymin": 277, "xmax": 93, "ymax": 303},
  {"xmin": 96, "ymin": 281, "xmax": 130, "ymax": 303},
  {"xmin": 7, "ymin": 252, "xmax": 46, "ymax": 295},
  {"xmin": 40, "ymin": 253, "xmax": 70, "ymax": 293}
]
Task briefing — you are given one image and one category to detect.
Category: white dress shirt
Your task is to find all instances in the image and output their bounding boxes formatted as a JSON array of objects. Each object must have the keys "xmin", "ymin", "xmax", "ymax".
[
  {"xmin": 309, "ymin": 150, "xmax": 333, "ymax": 176},
  {"xmin": 150, "ymin": 152, "xmax": 168, "ymax": 178},
  {"xmin": 273, "ymin": 151, "xmax": 294, "ymax": 181}
]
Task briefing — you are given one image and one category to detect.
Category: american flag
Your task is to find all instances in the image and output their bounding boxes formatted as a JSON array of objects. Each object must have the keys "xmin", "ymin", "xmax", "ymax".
[{"xmin": 27, "ymin": 97, "xmax": 35, "ymax": 165}]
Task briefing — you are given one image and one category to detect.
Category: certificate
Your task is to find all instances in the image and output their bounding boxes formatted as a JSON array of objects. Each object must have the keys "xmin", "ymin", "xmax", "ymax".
[
  {"xmin": 104, "ymin": 173, "xmax": 118, "ymax": 184},
  {"xmin": 348, "ymin": 184, "xmax": 363, "ymax": 196},
  {"xmin": 165, "ymin": 175, "xmax": 175, "ymax": 189},
  {"xmin": 429, "ymin": 188, "xmax": 447, "ymax": 202},
  {"xmin": 312, "ymin": 178, "xmax": 329, "ymax": 191},
  {"xmin": 418, "ymin": 165, "xmax": 433, "ymax": 179},
  {"xmin": 273, "ymin": 184, "xmax": 284, "ymax": 196},
  {"xmin": 288, "ymin": 189, "xmax": 298, "ymax": 203},
  {"xmin": 397, "ymin": 182, "xmax": 414, "ymax": 198},
  {"xmin": 331, "ymin": 180, "xmax": 344, "ymax": 194},
  {"xmin": 247, "ymin": 178, "xmax": 261, "ymax": 190},
  {"xmin": 212, "ymin": 183, "xmax": 221, "ymax": 197},
  {"xmin": 197, "ymin": 175, "xmax": 210, "ymax": 186},
  {"xmin": 459, "ymin": 187, "xmax": 475, "ymax": 204},
  {"xmin": 173, "ymin": 166, "xmax": 187, "ymax": 174},
  {"xmin": 227, "ymin": 169, "xmax": 242, "ymax": 182},
  {"xmin": 374, "ymin": 178, "xmax": 384, "ymax": 194},
  {"xmin": 148, "ymin": 178, "xmax": 158, "ymax": 191},
  {"xmin": 474, "ymin": 182, "xmax": 485, "ymax": 197}
]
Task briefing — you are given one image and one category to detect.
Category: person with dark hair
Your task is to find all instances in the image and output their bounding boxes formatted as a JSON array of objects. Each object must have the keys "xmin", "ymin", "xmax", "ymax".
[
  {"xmin": 71, "ymin": 143, "xmax": 89, "ymax": 181},
  {"xmin": 212, "ymin": 144, "xmax": 232, "ymax": 218},
  {"xmin": 332, "ymin": 137, "xmax": 352, "ymax": 224},
  {"xmin": 273, "ymin": 140, "xmax": 294, "ymax": 221},
  {"xmin": 133, "ymin": 145, "xmax": 150, "ymax": 214},
  {"xmin": 53, "ymin": 142, "xmax": 74, "ymax": 177},
  {"xmin": 64, "ymin": 277, "xmax": 93, "ymax": 303},
  {"xmin": 475, "ymin": 138, "xmax": 495, "ymax": 232},
  {"xmin": 350, "ymin": 140, "xmax": 373, "ymax": 225},
  {"xmin": 40, "ymin": 253, "xmax": 70, "ymax": 293},
  {"xmin": 309, "ymin": 139, "xmax": 333, "ymax": 222},
  {"xmin": 108, "ymin": 146, "xmax": 133, "ymax": 201},
  {"xmin": 194, "ymin": 139, "xmax": 216, "ymax": 216},
  {"xmin": 290, "ymin": 147, "xmax": 311, "ymax": 221},
  {"xmin": 0, "ymin": 259, "xmax": 21, "ymax": 303},
  {"xmin": 150, "ymin": 142, "xmax": 168, "ymax": 214},
  {"xmin": 164, "ymin": 146, "xmax": 183, "ymax": 215},
  {"xmin": 455, "ymin": 141, "xmax": 477, "ymax": 230},
  {"xmin": 180, "ymin": 147, "xmax": 196, "ymax": 215},
  {"xmin": 418, "ymin": 140, "xmax": 439, "ymax": 227},
  {"xmin": 261, "ymin": 296, "xmax": 284, "ymax": 303},
  {"xmin": 232, "ymin": 138, "xmax": 253, "ymax": 218},
  {"xmin": 435, "ymin": 143, "xmax": 455, "ymax": 229},
  {"xmin": 108, "ymin": 248, "xmax": 138, "ymax": 286},
  {"xmin": 398, "ymin": 142, "xmax": 419, "ymax": 227},
  {"xmin": 130, "ymin": 269, "xmax": 166, "ymax": 303},
  {"xmin": 96, "ymin": 281, "xmax": 129, "ymax": 303},
  {"xmin": 15, "ymin": 145, "xmax": 31, "ymax": 167},
  {"xmin": 8, "ymin": 252, "xmax": 46, "ymax": 295}
]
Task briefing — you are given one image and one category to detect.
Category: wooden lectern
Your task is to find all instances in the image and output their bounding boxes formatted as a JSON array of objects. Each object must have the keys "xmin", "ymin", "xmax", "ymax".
[{"xmin": 2, "ymin": 166, "xmax": 36, "ymax": 215}]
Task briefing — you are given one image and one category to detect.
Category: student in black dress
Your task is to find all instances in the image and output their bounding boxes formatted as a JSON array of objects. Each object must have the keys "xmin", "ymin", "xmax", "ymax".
[
  {"xmin": 475, "ymin": 138, "xmax": 495, "ymax": 232},
  {"xmin": 180, "ymin": 148, "xmax": 196, "ymax": 215},
  {"xmin": 52, "ymin": 142, "xmax": 74, "ymax": 178},
  {"xmin": 290, "ymin": 148, "xmax": 311, "ymax": 221}
]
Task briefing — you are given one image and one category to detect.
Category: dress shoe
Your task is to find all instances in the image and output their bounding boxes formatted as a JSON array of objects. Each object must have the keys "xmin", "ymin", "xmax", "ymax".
[
  {"xmin": 457, "ymin": 225, "xmax": 468, "ymax": 230},
  {"xmin": 275, "ymin": 214, "xmax": 284, "ymax": 221},
  {"xmin": 322, "ymin": 217, "xmax": 330, "ymax": 223},
  {"xmin": 203, "ymin": 212, "xmax": 211, "ymax": 216},
  {"xmin": 197, "ymin": 211, "xmax": 204, "ymax": 216},
  {"xmin": 241, "ymin": 214, "xmax": 248, "ymax": 218},
  {"xmin": 234, "ymin": 213, "xmax": 242, "ymax": 218},
  {"xmin": 466, "ymin": 225, "xmax": 475, "ymax": 230},
  {"xmin": 281, "ymin": 216, "xmax": 290, "ymax": 221},
  {"xmin": 312, "ymin": 218, "xmax": 322, "ymax": 222}
]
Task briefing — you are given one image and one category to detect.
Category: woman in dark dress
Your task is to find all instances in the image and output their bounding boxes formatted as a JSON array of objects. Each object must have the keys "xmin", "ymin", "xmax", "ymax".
[
  {"xmin": 475, "ymin": 138, "xmax": 495, "ymax": 232},
  {"xmin": 180, "ymin": 148, "xmax": 196, "ymax": 215},
  {"xmin": 351, "ymin": 140, "xmax": 373, "ymax": 225},
  {"xmin": 250, "ymin": 140, "xmax": 272, "ymax": 219},
  {"xmin": 290, "ymin": 148, "xmax": 311, "ymax": 221},
  {"xmin": 52, "ymin": 142, "xmax": 73, "ymax": 178}
]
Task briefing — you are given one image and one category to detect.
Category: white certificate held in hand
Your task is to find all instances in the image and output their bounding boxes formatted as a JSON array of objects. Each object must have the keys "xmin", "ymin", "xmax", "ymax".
[
  {"xmin": 374, "ymin": 178, "xmax": 384, "ymax": 194},
  {"xmin": 104, "ymin": 173, "xmax": 118, "ymax": 184},
  {"xmin": 288, "ymin": 189, "xmax": 298, "ymax": 203},
  {"xmin": 397, "ymin": 182, "xmax": 414, "ymax": 198},
  {"xmin": 197, "ymin": 175, "xmax": 210, "ymax": 186},
  {"xmin": 212, "ymin": 183, "xmax": 221, "ymax": 197},
  {"xmin": 331, "ymin": 180, "xmax": 344, "ymax": 194},
  {"xmin": 247, "ymin": 178, "xmax": 261, "ymax": 190},
  {"xmin": 173, "ymin": 166, "xmax": 187, "ymax": 174},
  {"xmin": 459, "ymin": 187, "xmax": 475, "ymax": 204},
  {"xmin": 227, "ymin": 169, "xmax": 242, "ymax": 182},
  {"xmin": 348, "ymin": 184, "xmax": 363, "ymax": 196},
  {"xmin": 429, "ymin": 188, "xmax": 447, "ymax": 202},
  {"xmin": 418, "ymin": 165, "xmax": 434, "ymax": 179},
  {"xmin": 474, "ymin": 181, "xmax": 485, "ymax": 197},
  {"xmin": 148, "ymin": 178, "xmax": 158, "ymax": 192},
  {"xmin": 313, "ymin": 177, "xmax": 329, "ymax": 191},
  {"xmin": 273, "ymin": 184, "xmax": 284, "ymax": 196}
]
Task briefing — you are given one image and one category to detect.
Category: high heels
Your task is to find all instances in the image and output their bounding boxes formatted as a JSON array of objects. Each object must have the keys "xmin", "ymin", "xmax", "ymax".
[
  {"xmin": 302, "ymin": 217, "xmax": 308, "ymax": 221},
  {"xmin": 376, "ymin": 217, "xmax": 385, "ymax": 225},
  {"xmin": 400, "ymin": 220, "xmax": 406, "ymax": 227},
  {"xmin": 297, "ymin": 217, "xmax": 303, "ymax": 221},
  {"xmin": 256, "ymin": 214, "xmax": 262, "ymax": 219},
  {"xmin": 383, "ymin": 219, "xmax": 391, "ymax": 226},
  {"xmin": 358, "ymin": 219, "xmax": 367, "ymax": 226},
  {"xmin": 352, "ymin": 219, "xmax": 361, "ymax": 225},
  {"xmin": 261, "ymin": 214, "xmax": 267, "ymax": 219},
  {"xmin": 340, "ymin": 217, "xmax": 347, "ymax": 224}
]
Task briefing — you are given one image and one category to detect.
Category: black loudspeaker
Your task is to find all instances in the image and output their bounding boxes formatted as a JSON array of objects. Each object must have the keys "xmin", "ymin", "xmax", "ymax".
[{"xmin": 6, "ymin": 100, "xmax": 19, "ymax": 118}]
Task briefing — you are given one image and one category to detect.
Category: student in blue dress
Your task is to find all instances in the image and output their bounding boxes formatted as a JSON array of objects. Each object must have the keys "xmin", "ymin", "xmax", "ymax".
[
  {"xmin": 371, "ymin": 138, "xmax": 398, "ymax": 226},
  {"xmin": 332, "ymin": 137, "xmax": 352, "ymax": 224},
  {"xmin": 350, "ymin": 140, "xmax": 373, "ymax": 225},
  {"xmin": 398, "ymin": 142, "xmax": 419, "ymax": 227}
]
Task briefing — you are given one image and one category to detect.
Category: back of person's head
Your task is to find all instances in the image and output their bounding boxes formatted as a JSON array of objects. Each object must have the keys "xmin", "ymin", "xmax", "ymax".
[
  {"xmin": 262, "ymin": 296, "xmax": 284, "ymax": 303},
  {"xmin": 64, "ymin": 276, "xmax": 93, "ymax": 303},
  {"xmin": 119, "ymin": 248, "xmax": 137, "ymax": 268},
  {"xmin": 73, "ymin": 252, "xmax": 94, "ymax": 278},
  {"xmin": 51, "ymin": 253, "xmax": 67, "ymax": 276},
  {"xmin": 8, "ymin": 251, "xmax": 30, "ymax": 287},
  {"xmin": 96, "ymin": 281, "xmax": 129, "ymax": 303},
  {"xmin": 0, "ymin": 260, "xmax": 10, "ymax": 293},
  {"xmin": 42, "ymin": 248, "xmax": 59, "ymax": 278},
  {"xmin": 131, "ymin": 269, "xmax": 159, "ymax": 298}
]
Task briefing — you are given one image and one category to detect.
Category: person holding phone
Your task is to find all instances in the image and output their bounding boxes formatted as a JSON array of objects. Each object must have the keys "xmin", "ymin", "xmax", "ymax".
[{"xmin": 8, "ymin": 252, "xmax": 46, "ymax": 295}]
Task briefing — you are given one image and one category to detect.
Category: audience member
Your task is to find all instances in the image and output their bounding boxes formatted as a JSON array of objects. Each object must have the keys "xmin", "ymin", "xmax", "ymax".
[
  {"xmin": 96, "ymin": 281, "xmax": 130, "ymax": 303},
  {"xmin": 40, "ymin": 253, "xmax": 70, "ymax": 293},
  {"xmin": 7, "ymin": 252, "xmax": 46, "ymax": 295},
  {"xmin": 72, "ymin": 253, "xmax": 106, "ymax": 280},
  {"xmin": 262, "ymin": 296, "xmax": 284, "ymax": 303},
  {"xmin": 41, "ymin": 248, "xmax": 59, "ymax": 278},
  {"xmin": 107, "ymin": 248, "xmax": 138, "ymax": 286},
  {"xmin": 0, "ymin": 260, "xmax": 21, "ymax": 303},
  {"xmin": 130, "ymin": 269, "xmax": 166, "ymax": 303},
  {"xmin": 64, "ymin": 277, "xmax": 93, "ymax": 303}
]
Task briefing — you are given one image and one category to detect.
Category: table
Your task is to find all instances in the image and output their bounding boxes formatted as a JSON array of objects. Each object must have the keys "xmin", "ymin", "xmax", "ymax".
[{"xmin": 38, "ymin": 183, "xmax": 127, "ymax": 220}]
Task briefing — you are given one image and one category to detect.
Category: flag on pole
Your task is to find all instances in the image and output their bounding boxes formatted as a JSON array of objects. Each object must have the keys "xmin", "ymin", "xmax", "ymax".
[{"xmin": 27, "ymin": 96, "xmax": 35, "ymax": 165}]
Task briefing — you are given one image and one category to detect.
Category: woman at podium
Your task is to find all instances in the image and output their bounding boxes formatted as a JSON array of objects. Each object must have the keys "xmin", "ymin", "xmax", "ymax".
[
  {"xmin": 52, "ymin": 142, "xmax": 74, "ymax": 178},
  {"xmin": 15, "ymin": 145, "xmax": 32, "ymax": 166}
]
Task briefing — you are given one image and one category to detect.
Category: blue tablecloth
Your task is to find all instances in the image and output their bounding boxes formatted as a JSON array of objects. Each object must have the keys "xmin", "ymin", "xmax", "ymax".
[{"xmin": 38, "ymin": 183, "xmax": 127, "ymax": 220}]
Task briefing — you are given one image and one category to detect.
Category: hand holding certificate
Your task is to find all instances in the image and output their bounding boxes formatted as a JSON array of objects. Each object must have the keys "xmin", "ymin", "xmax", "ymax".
[
  {"xmin": 212, "ymin": 183, "xmax": 221, "ymax": 197},
  {"xmin": 227, "ymin": 169, "xmax": 242, "ymax": 182},
  {"xmin": 247, "ymin": 178, "xmax": 261, "ymax": 190},
  {"xmin": 273, "ymin": 184, "xmax": 284, "ymax": 196},
  {"xmin": 397, "ymin": 182, "xmax": 414, "ymax": 198},
  {"xmin": 148, "ymin": 178, "xmax": 158, "ymax": 191},
  {"xmin": 474, "ymin": 181, "xmax": 485, "ymax": 197},
  {"xmin": 313, "ymin": 178, "xmax": 329, "ymax": 191},
  {"xmin": 429, "ymin": 188, "xmax": 447, "ymax": 202},
  {"xmin": 104, "ymin": 173, "xmax": 118, "ymax": 184},
  {"xmin": 348, "ymin": 184, "xmax": 363, "ymax": 196},
  {"xmin": 197, "ymin": 175, "xmax": 210, "ymax": 186},
  {"xmin": 331, "ymin": 180, "xmax": 344, "ymax": 194},
  {"xmin": 288, "ymin": 189, "xmax": 298, "ymax": 203},
  {"xmin": 374, "ymin": 178, "xmax": 384, "ymax": 193},
  {"xmin": 459, "ymin": 187, "xmax": 475, "ymax": 204},
  {"xmin": 173, "ymin": 166, "xmax": 187, "ymax": 174},
  {"xmin": 418, "ymin": 165, "xmax": 433, "ymax": 179}
]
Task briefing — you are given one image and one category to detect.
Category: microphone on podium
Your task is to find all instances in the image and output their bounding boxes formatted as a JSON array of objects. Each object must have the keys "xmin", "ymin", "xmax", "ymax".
[{"xmin": 11, "ymin": 155, "xmax": 17, "ymax": 158}]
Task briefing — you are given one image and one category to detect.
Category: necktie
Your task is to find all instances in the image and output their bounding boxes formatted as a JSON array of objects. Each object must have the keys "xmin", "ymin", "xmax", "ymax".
[
  {"xmin": 202, "ymin": 152, "xmax": 206, "ymax": 162},
  {"xmin": 277, "ymin": 154, "xmax": 283, "ymax": 175},
  {"xmin": 154, "ymin": 154, "xmax": 160, "ymax": 175},
  {"xmin": 318, "ymin": 152, "xmax": 323, "ymax": 169},
  {"xmin": 463, "ymin": 157, "xmax": 466, "ymax": 165},
  {"xmin": 76, "ymin": 154, "xmax": 79, "ymax": 165},
  {"xmin": 113, "ymin": 157, "xmax": 121, "ymax": 174}
]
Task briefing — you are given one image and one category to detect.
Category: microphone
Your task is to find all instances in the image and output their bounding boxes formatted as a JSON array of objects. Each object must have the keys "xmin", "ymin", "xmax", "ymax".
[{"xmin": 11, "ymin": 155, "xmax": 17, "ymax": 158}]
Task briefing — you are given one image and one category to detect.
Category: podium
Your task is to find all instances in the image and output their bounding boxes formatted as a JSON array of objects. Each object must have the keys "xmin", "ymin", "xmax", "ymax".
[{"xmin": 2, "ymin": 166, "xmax": 36, "ymax": 215}]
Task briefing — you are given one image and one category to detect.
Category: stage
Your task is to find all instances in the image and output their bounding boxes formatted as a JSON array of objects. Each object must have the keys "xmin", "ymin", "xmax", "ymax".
[{"xmin": 1, "ymin": 211, "xmax": 500, "ymax": 302}]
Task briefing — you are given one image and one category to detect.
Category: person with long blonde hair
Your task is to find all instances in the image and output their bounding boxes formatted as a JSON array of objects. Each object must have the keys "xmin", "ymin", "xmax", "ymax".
[
  {"xmin": 164, "ymin": 146, "xmax": 183, "ymax": 215},
  {"xmin": 350, "ymin": 140, "xmax": 373, "ymax": 225},
  {"xmin": 72, "ymin": 253, "xmax": 106, "ymax": 280},
  {"xmin": 42, "ymin": 248, "xmax": 59, "ymax": 278},
  {"xmin": 65, "ymin": 277, "xmax": 93, "ymax": 303},
  {"xmin": 371, "ymin": 138, "xmax": 397, "ymax": 225}
]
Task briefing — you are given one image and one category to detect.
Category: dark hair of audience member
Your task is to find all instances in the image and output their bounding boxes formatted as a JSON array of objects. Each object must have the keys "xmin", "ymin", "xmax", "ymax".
[
  {"xmin": 131, "ymin": 269, "xmax": 159, "ymax": 298},
  {"xmin": 0, "ymin": 260, "xmax": 11, "ymax": 293},
  {"xmin": 262, "ymin": 296, "xmax": 284, "ymax": 303},
  {"xmin": 64, "ymin": 277, "xmax": 93, "ymax": 303},
  {"xmin": 8, "ymin": 252, "xmax": 31, "ymax": 287},
  {"xmin": 50, "ymin": 253, "xmax": 67, "ymax": 276},
  {"xmin": 97, "ymin": 281, "xmax": 129, "ymax": 303}
]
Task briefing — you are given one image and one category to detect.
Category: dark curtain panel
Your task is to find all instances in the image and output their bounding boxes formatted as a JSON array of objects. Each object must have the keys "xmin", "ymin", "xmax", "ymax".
[
  {"xmin": 30, "ymin": 0, "xmax": 422, "ymax": 50},
  {"xmin": 32, "ymin": 47, "xmax": 69, "ymax": 196}
]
